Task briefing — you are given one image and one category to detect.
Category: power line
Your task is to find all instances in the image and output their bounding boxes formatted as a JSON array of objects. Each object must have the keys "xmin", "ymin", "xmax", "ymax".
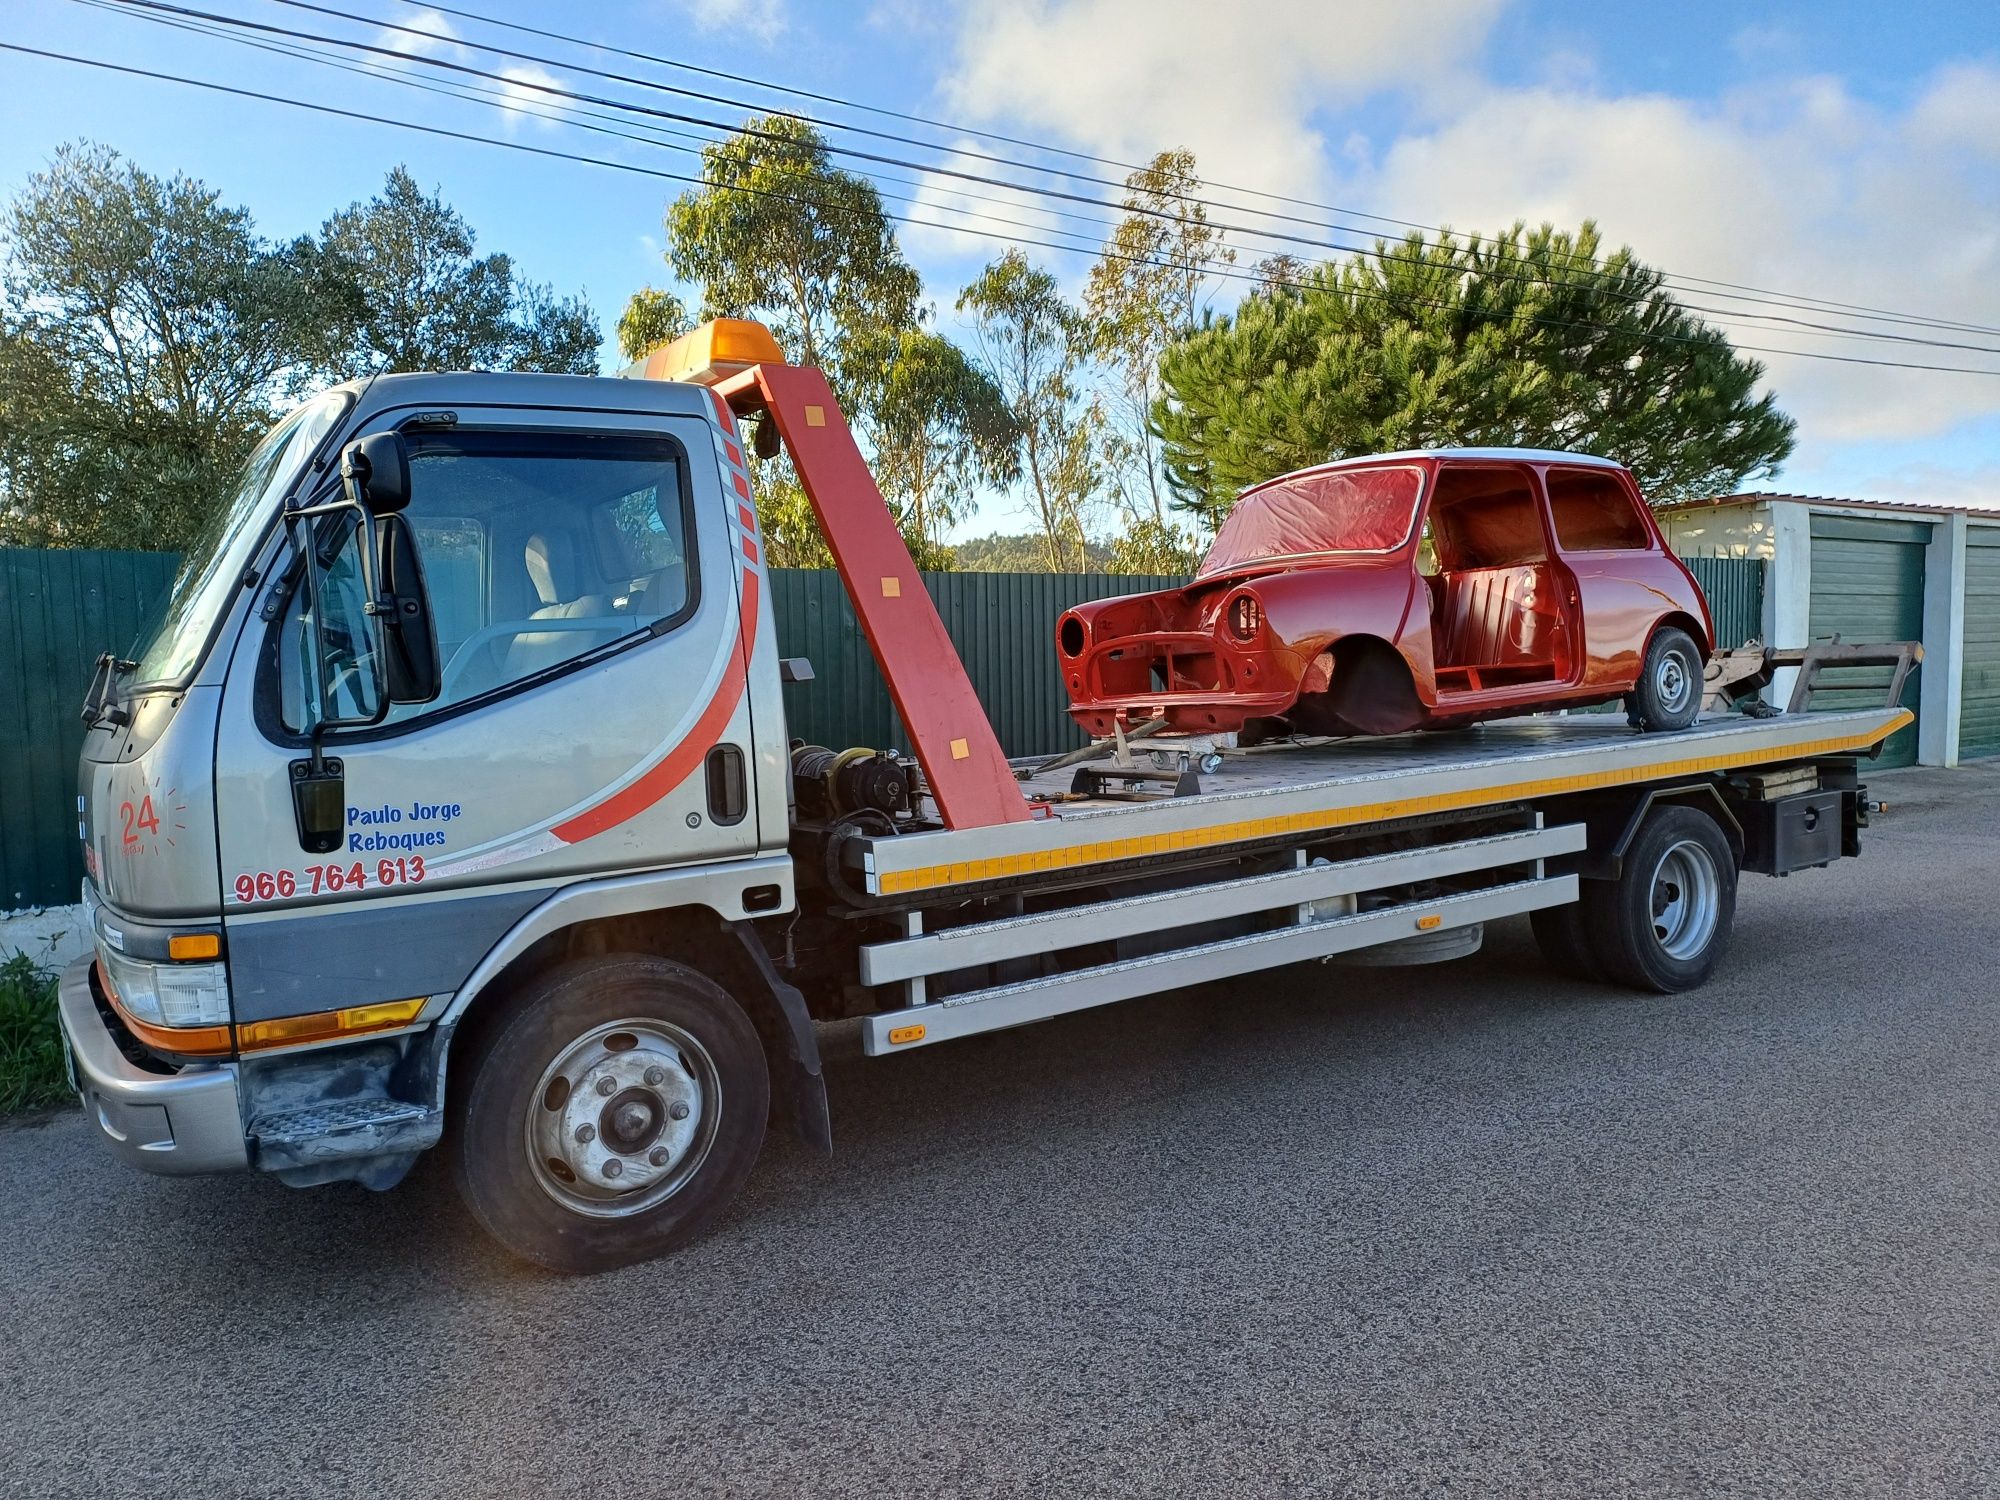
[
  {"xmin": 9, "ymin": 39, "xmax": 2000, "ymax": 384},
  {"xmin": 323, "ymin": 0, "xmax": 2000, "ymax": 342},
  {"xmin": 109, "ymin": 0, "xmax": 2000, "ymax": 350}
]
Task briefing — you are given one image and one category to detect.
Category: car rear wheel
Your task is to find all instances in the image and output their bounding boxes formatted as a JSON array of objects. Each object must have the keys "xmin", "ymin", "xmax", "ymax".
[{"xmin": 1627, "ymin": 626, "xmax": 1702, "ymax": 731}]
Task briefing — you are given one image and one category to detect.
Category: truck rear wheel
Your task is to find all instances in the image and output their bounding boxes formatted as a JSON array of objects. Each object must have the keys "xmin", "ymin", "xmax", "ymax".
[
  {"xmin": 1530, "ymin": 900, "xmax": 1605, "ymax": 981},
  {"xmin": 451, "ymin": 955, "xmax": 769, "ymax": 1273},
  {"xmin": 1581, "ymin": 805, "xmax": 1737, "ymax": 992}
]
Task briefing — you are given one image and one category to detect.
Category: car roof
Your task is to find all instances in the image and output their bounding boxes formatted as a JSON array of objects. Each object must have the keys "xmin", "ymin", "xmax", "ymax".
[{"xmin": 1241, "ymin": 447, "xmax": 1624, "ymax": 498}]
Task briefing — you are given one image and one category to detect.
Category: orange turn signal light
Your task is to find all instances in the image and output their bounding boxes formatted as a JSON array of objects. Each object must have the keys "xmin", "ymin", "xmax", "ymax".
[
  {"xmin": 168, "ymin": 932, "xmax": 221, "ymax": 961},
  {"xmin": 886, "ymin": 1024, "xmax": 927, "ymax": 1046},
  {"xmin": 623, "ymin": 318, "xmax": 786, "ymax": 386},
  {"xmin": 1416, "ymin": 915, "xmax": 1443, "ymax": 930},
  {"xmin": 237, "ymin": 997, "xmax": 429, "ymax": 1053}
]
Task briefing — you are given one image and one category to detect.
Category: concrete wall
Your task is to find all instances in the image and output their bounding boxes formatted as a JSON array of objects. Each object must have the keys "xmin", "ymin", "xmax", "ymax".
[{"xmin": 0, "ymin": 903, "xmax": 91, "ymax": 971}]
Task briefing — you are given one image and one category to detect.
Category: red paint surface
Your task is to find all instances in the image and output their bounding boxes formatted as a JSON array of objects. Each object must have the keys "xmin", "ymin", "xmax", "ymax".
[{"xmin": 1059, "ymin": 454, "xmax": 1711, "ymax": 738}]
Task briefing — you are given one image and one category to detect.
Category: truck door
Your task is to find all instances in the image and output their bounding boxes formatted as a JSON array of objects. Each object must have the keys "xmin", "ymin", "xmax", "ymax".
[{"xmin": 210, "ymin": 404, "xmax": 764, "ymax": 1020}]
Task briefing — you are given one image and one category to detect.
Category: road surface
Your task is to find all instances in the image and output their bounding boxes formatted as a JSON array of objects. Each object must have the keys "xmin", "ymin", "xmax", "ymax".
[{"xmin": 4, "ymin": 764, "xmax": 1996, "ymax": 1498}]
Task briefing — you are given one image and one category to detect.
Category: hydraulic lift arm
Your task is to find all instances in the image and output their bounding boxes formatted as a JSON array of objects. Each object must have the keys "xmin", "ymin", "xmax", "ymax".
[{"xmin": 714, "ymin": 359, "xmax": 1030, "ymax": 830}]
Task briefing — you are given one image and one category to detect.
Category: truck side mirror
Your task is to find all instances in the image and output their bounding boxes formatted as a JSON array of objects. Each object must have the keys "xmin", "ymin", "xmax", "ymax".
[
  {"xmin": 375, "ymin": 512, "xmax": 440, "ymax": 705},
  {"xmin": 340, "ymin": 432, "xmax": 410, "ymax": 514}
]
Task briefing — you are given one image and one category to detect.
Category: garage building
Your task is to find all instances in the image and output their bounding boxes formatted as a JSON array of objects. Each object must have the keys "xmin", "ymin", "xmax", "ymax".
[{"xmin": 1661, "ymin": 494, "xmax": 2000, "ymax": 768}]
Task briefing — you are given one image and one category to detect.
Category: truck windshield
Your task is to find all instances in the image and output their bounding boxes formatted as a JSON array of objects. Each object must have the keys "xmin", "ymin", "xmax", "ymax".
[
  {"xmin": 128, "ymin": 391, "xmax": 349, "ymax": 688},
  {"xmin": 1198, "ymin": 465, "xmax": 1424, "ymax": 578}
]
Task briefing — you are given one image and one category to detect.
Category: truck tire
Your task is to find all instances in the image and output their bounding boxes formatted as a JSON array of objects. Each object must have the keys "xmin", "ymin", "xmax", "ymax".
[
  {"xmin": 1627, "ymin": 627, "xmax": 1703, "ymax": 731},
  {"xmin": 450, "ymin": 954, "xmax": 769, "ymax": 1273},
  {"xmin": 1530, "ymin": 900, "xmax": 1604, "ymax": 981},
  {"xmin": 1580, "ymin": 805, "xmax": 1737, "ymax": 992}
]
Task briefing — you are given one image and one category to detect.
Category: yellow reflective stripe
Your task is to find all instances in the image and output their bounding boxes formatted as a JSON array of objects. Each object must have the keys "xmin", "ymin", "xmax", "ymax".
[{"xmin": 875, "ymin": 714, "xmax": 1909, "ymax": 896}]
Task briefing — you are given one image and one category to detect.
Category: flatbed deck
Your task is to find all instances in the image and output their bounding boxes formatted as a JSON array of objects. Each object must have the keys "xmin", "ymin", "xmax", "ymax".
[{"xmin": 855, "ymin": 707, "xmax": 1913, "ymax": 896}]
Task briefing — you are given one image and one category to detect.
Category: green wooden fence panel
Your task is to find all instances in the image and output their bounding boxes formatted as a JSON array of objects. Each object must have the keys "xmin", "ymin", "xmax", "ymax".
[
  {"xmin": 773, "ymin": 569, "xmax": 1184, "ymax": 759},
  {"xmin": 1, "ymin": 548, "xmax": 183, "ymax": 910},
  {"xmin": 0, "ymin": 549, "xmax": 1763, "ymax": 909},
  {"xmin": 1685, "ymin": 556, "xmax": 1763, "ymax": 651}
]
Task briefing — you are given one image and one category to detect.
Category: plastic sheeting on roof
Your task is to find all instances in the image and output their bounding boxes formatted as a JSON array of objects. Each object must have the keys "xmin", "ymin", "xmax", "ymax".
[{"xmin": 1199, "ymin": 466, "xmax": 1423, "ymax": 578}]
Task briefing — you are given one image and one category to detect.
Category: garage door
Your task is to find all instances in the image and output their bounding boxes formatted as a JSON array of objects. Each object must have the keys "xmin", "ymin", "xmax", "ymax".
[
  {"xmin": 1809, "ymin": 515, "xmax": 1927, "ymax": 768},
  {"xmin": 1962, "ymin": 527, "xmax": 2000, "ymax": 759}
]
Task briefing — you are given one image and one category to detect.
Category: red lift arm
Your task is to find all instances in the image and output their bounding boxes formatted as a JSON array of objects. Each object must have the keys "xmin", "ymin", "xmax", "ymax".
[{"xmin": 715, "ymin": 361, "xmax": 1030, "ymax": 829}]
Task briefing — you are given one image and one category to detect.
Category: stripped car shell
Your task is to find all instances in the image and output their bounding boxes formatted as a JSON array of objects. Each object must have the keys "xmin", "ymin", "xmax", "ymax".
[{"xmin": 1057, "ymin": 448, "xmax": 1714, "ymax": 739}]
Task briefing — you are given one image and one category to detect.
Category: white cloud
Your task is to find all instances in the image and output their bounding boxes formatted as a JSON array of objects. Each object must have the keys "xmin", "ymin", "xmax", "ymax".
[
  {"xmin": 680, "ymin": 0, "xmax": 787, "ymax": 42},
  {"xmin": 899, "ymin": 145, "xmax": 1085, "ymax": 264},
  {"xmin": 1354, "ymin": 68, "xmax": 2000, "ymax": 444},
  {"xmin": 931, "ymin": 1, "xmax": 2000, "ymax": 472},
  {"xmin": 495, "ymin": 64, "xmax": 567, "ymax": 134},
  {"xmin": 375, "ymin": 8, "xmax": 461, "ymax": 58},
  {"xmin": 942, "ymin": 0, "xmax": 1504, "ymax": 199}
]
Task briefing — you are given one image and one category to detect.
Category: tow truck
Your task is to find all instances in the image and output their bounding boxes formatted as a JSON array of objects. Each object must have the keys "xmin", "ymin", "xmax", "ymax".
[{"xmin": 58, "ymin": 319, "xmax": 1915, "ymax": 1272}]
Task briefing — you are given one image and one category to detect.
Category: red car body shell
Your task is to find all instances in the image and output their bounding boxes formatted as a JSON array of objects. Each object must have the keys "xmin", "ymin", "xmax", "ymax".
[{"xmin": 1057, "ymin": 451, "xmax": 1713, "ymax": 739}]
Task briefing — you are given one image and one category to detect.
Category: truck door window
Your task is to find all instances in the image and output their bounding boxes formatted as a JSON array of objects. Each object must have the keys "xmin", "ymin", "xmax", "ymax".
[
  {"xmin": 279, "ymin": 516, "xmax": 383, "ymax": 729},
  {"xmin": 278, "ymin": 430, "xmax": 695, "ymax": 733}
]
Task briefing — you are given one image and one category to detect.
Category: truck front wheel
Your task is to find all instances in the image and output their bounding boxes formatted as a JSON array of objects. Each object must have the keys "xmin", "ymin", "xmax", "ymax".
[
  {"xmin": 451, "ymin": 955, "xmax": 769, "ymax": 1273},
  {"xmin": 1581, "ymin": 805, "xmax": 1737, "ymax": 992}
]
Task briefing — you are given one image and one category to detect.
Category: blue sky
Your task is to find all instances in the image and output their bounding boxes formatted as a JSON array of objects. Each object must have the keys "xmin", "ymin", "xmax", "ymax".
[{"xmin": 3, "ymin": 0, "xmax": 1997, "ymax": 534}]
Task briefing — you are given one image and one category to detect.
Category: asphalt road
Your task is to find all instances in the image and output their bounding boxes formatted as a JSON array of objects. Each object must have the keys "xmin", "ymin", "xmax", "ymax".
[{"xmin": 4, "ymin": 764, "xmax": 1998, "ymax": 1499}]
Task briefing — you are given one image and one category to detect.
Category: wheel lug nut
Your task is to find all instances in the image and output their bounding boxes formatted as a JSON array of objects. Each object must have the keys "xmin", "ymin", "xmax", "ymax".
[
  {"xmin": 602, "ymin": 1159, "xmax": 622, "ymax": 1179},
  {"xmin": 644, "ymin": 1066, "xmax": 665, "ymax": 1086},
  {"xmin": 575, "ymin": 1123, "xmax": 595, "ymax": 1143},
  {"xmin": 648, "ymin": 1147, "xmax": 669, "ymax": 1166},
  {"xmin": 596, "ymin": 1076, "xmax": 616, "ymax": 1096},
  {"xmin": 669, "ymin": 1101, "xmax": 690, "ymax": 1121}
]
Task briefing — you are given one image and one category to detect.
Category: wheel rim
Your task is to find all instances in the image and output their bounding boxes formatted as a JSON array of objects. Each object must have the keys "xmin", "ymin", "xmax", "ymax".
[
  {"xmin": 525, "ymin": 1018, "xmax": 720, "ymax": 1218},
  {"xmin": 1649, "ymin": 839, "xmax": 1720, "ymax": 961},
  {"xmin": 1654, "ymin": 649, "xmax": 1693, "ymax": 715}
]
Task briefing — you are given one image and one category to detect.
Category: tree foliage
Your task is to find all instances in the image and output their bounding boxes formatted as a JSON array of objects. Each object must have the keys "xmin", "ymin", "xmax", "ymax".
[
  {"xmin": 667, "ymin": 115, "xmax": 919, "ymax": 396},
  {"xmin": 852, "ymin": 326, "xmax": 1018, "ymax": 553},
  {"xmin": 1084, "ymin": 148, "xmax": 1232, "ymax": 528},
  {"xmin": 319, "ymin": 166, "xmax": 599, "ymax": 376},
  {"xmin": 1156, "ymin": 221, "xmax": 1796, "ymax": 524},
  {"xmin": 616, "ymin": 285, "xmax": 690, "ymax": 362},
  {"xmin": 0, "ymin": 144, "xmax": 331, "ymax": 548},
  {"xmin": 0, "ymin": 148, "xmax": 601, "ymax": 548},
  {"xmin": 958, "ymin": 250, "xmax": 1102, "ymax": 571}
]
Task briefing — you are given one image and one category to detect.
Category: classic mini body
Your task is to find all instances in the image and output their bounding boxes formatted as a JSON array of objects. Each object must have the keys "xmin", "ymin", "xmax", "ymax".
[{"xmin": 1056, "ymin": 449, "xmax": 1714, "ymax": 741}]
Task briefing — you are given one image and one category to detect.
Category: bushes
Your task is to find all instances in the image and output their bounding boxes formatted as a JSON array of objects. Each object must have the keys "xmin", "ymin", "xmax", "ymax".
[{"xmin": 0, "ymin": 952, "xmax": 69, "ymax": 1113}]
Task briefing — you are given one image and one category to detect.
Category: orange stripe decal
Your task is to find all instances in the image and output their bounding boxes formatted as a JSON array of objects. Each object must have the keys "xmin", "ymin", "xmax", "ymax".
[{"xmin": 550, "ymin": 567, "xmax": 759, "ymax": 844}]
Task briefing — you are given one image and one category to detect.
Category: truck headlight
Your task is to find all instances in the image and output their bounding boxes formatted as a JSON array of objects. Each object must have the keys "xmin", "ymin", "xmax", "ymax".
[{"xmin": 98, "ymin": 944, "xmax": 231, "ymax": 1028}]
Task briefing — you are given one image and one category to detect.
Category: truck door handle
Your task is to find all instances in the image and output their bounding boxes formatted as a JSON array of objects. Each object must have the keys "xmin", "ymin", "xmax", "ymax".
[{"xmin": 706, "ymin": 744, "xmax": 748, "ymax": 826}]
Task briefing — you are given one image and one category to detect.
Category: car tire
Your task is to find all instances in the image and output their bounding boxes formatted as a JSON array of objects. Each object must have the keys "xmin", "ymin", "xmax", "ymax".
[
  {"xmin": 1530, "ymin": 900, "xmax": 1605, "ymax": 981},
  {"xmin": 1627, "ymin": 627, "xmax": 1703, "ymax": 731},
  {"xmin": 450, "ymin": 954, "xmax": 769, "ymax": 1274},
  {"xmin": 1580, "ymin": 805, "xmax": 1737, "ymax": 993}
]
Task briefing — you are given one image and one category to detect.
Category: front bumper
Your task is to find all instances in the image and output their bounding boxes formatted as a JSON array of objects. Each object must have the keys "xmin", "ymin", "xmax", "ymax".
[{"xmin": 55, "ymin": 957, "xmax": 248, "ymax": 1175}]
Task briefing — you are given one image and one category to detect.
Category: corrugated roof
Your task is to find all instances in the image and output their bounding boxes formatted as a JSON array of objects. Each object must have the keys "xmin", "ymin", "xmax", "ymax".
[{"xmin": 1662, "ymin": 491, "xmax": 2000, "ymax": 517}]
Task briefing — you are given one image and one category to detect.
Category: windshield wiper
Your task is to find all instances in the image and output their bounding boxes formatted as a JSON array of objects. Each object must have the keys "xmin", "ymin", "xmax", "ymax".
[{"xmin": 80, "ymin": 652, "xmax": 137, "ymax": 728}]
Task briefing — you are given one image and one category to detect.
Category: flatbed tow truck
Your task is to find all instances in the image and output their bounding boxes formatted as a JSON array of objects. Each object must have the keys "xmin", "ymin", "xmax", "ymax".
[{"xmin": 59, "ymin": 319, "xmax": 1915, "ymax": 1271}]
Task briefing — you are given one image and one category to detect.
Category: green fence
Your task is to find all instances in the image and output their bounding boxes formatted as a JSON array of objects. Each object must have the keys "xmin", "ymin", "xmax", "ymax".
[
  {"xmin": 0, "ymin": 548, "xmax": 1763, "ymax": 910},
  {"xmin": 1687, "ymin": 556, "xmax": 1764, "ymax": 651},
  {"xmin": 2, "ymin": 548, "xmax": 184, "ymax": 910}
]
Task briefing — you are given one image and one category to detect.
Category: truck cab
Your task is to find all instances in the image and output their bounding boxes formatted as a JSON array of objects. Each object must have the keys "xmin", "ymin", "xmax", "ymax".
[{"xmin": 68, "ymin": 339, "xmax": 798, "ymax": 1216}]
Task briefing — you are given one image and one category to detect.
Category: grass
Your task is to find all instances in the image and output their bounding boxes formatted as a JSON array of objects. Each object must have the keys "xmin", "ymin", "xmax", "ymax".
[{"xmin": 0, "ymin": 951, "xmax": 71, "ymax": 1113}]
